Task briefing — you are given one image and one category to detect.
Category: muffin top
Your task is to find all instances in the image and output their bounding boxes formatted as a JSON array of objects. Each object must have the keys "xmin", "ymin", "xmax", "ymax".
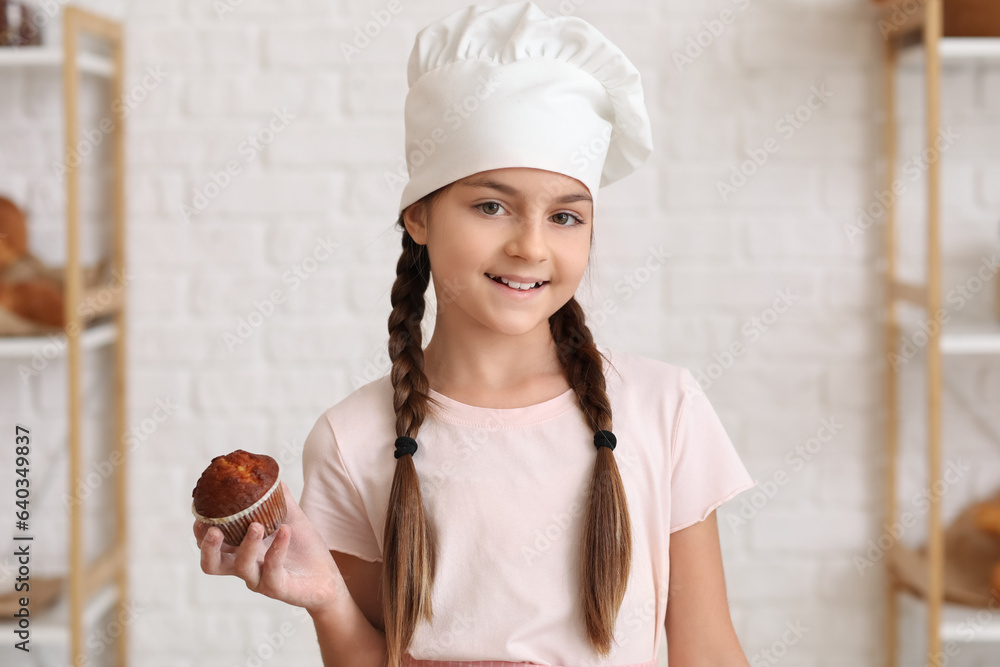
[{"xmin": 192, "ymin": 449, "xmax": 279, "ymax": 519}]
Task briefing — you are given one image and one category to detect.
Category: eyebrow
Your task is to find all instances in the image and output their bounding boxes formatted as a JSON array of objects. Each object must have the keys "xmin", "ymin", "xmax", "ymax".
[{"xmin": 459, "ymin": 177, "xmax": 593, "ymax": 206}]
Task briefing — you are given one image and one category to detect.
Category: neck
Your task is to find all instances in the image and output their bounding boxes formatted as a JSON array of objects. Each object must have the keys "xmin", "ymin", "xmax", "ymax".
[{"xmin": 422, "ymin": 318, "xmax": 568, "ymax": 402}]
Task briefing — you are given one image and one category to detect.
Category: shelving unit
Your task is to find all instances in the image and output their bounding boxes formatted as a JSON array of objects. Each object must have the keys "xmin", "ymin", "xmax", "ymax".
[
  {"xmin": 0, "ymin": 5, "xmax": 128, "ymax": 666},
  {"xmin": 939, "ymin": 321, "xmax": 1000, "ymax": 355},
  {"xmin": 876, "ymin": 1, "xmax": 1000, "ymax": 666},
  {"xmin": 0, "ymin": 320, "xmax": 117, "ymax": 359},
  {"xmin": 0, "ymin": 47, "xmax": 114, "ymax": 76},
  {"xmin": 898, "ymin": 36, "xmax": 1000, "ymax": 63},
  {"xmin": 898, "ymin": 594, "xmax": 1000, "ymax": 644},
  {"xmin": 30, "ymin": 585, "xmax": 120, "ymax": 647}
]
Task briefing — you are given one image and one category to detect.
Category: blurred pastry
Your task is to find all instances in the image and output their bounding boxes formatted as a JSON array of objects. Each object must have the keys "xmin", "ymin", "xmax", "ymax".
[
  {"xmin": 975, "ymin": 501, "xmax": 1000, "ymax": 536},
  {"xmin": 0, "ymin": 196, "xmax": 28, "ymax": 270},
  {"xmin": 0, "ymin": 279, "xmax": 64, "ymax": 327}
]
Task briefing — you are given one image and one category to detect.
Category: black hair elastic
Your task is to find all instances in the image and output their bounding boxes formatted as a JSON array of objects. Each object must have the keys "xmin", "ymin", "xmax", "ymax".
[
  {"xmin": 394, "ymin": 436, "xmax": 418, "ymax": 459},
  {"xmin": 594, "ymin": 430, "xmax": 617, "ymax": 451}
]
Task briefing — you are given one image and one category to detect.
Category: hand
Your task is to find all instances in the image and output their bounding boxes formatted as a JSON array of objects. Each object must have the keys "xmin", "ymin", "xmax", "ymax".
[{"xmin": 194, "ymin": 481, "xmax": 350, "ymax": 615}]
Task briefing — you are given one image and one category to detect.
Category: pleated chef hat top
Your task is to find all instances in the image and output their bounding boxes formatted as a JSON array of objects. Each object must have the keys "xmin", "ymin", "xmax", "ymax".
[{"xmin": 397, "ymin": 1, "xmax": 653, "ymax": 217}]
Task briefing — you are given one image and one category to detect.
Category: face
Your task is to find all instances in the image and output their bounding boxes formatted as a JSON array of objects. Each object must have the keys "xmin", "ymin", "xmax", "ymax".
[{"xmin": 402, "ymin": 167, "xmax": 593, "ymax": 340}]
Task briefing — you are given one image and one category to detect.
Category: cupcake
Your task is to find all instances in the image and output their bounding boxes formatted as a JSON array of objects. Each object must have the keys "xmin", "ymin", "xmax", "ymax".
[{"xmin": 191, "ymin": 449, "xmax": 287, "ymax": 547}]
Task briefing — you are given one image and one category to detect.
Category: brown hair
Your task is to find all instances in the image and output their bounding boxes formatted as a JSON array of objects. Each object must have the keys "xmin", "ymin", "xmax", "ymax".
[{"xmin": 381, "ymin": 187, "xmax": 633, "ymax": 665}]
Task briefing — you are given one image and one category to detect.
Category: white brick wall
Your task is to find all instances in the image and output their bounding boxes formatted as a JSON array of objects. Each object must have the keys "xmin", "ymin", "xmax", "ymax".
[{"xmin": 2, "ymin": 0, "xmax": 999, "ymax": 666}]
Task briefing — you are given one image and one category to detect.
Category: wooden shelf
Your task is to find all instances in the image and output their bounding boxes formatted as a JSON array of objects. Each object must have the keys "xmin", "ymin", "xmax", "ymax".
[
  {"xmin": 0, "ymin": 319, "xmax": 117, "ymax": 359},
  {"xmin": 0, "ymin": 584, "xmax": 119, "ymax": 646},
  {"xmin": 941, "ymin": 321, "xmax": 1000, "ymax": 355},
  {"xmin": 0, "ymin": 46, "xmax": 115, "ymax": 77},
  {"xmin": 889, "ymin": 542, "xmax": 998, "ymax": 610},
  {"xmin": 900, "ymin": 37, "xmax": 1000, "ymax": 64},
  {"xmin": 2, "ymin": 5, "xmax": 131, "ymax": 665},
  {"xmin": 898, "ymin": 592, "xmax": 1000, "ymax": 643},
  {"xmin": 879, "ymin": 0, "xmax": 1000, "ymax": 663}
]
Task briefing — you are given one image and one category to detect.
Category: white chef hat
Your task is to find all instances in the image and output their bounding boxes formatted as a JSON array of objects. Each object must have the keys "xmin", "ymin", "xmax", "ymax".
[{"xmin": 396, "ymin": 1, "xmax": 653, "ymax": 217}]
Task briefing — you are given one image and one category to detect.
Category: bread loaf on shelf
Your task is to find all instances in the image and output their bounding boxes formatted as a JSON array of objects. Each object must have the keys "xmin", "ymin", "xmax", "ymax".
[
  {"xmin": 975, "ymin": 501, "xmax": 1000, "ymax": 536},
  {"xmin": 0, "ymin": 279, "xmax": 64, "ymax": 328},
  {"xmin": 0, "ymin": 196, "xmax": 28, "ymax": 270}
]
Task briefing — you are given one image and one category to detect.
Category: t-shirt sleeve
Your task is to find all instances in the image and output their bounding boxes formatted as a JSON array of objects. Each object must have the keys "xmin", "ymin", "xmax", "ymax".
[
  {"xmin": 668, "ymin": 369, "xmax": 758, "ymax": 533},
  {"xmin": 298, "ymin": 412, "xmax": 382, "ymax": 562}
]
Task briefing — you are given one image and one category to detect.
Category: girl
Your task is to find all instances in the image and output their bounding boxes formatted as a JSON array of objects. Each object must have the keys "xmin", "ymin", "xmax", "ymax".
[{"xmin": 195, "ymin": 3, "xmax": 758, "ymax": 667}]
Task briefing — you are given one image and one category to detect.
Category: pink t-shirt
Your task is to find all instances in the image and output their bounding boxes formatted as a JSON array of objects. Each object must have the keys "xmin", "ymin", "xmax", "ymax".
[{"xmin": 299, "ymin": 345, "xmax": 757, "ymax": 665}]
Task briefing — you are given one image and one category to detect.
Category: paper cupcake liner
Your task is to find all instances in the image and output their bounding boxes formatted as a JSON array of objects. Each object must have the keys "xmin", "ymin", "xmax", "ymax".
[{"xmin": 192, "ymin": 476, "xmax": 287, "ymax": 547}]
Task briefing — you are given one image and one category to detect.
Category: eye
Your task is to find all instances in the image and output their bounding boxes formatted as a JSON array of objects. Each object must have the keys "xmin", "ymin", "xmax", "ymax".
[
  {"xmin": 474, "ymin": 201, "xmax": 506, "ymax": 216},
  {"xmin": 552, "ymin": 211, "xmax": 584, "ymax": 226}
]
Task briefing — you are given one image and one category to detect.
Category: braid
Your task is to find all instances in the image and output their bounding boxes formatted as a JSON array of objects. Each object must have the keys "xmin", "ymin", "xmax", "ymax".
[
  {"xmin": 382, "ymin": 220, "xmax": 439, "ymax": 667},
  {"xmin": 549, "ymin": 297, "xmax": 633, "ymax": 656},
  {"xmin": 388, "ymin": 229, "xmax": 432, "ymax": 439}
]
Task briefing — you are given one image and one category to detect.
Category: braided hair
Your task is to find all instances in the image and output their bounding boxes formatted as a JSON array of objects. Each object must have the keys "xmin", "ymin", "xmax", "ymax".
[{"xmin": 381, "ymin": 187, "xmax": 633, "ymax": 666}]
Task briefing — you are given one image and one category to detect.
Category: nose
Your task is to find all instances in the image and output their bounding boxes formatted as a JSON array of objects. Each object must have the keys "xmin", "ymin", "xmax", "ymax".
[{"xmin": 504, "ymin": 215, "xmax": 548, "ymax": 263}]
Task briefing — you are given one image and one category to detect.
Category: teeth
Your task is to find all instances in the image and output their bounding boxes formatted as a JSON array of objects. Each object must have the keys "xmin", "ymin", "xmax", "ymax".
[{"xmin": 487, "ymin": 273, "xmax": 542, "ymax": 290}]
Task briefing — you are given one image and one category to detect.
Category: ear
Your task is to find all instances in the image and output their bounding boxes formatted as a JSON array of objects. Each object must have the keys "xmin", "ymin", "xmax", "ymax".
[{"xmin": 402, "ymin": 201, "xmax": 429, "ymax": 246}]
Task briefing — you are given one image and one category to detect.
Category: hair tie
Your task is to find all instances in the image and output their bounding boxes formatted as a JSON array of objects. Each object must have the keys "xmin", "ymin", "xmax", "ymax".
[
  {"xmin": 394, "ymin": 436, "xmax": 418, "ymax": 459},
  {"xmin": 594, "ymin": 430, "xmax": 617, "ymax": 451}
]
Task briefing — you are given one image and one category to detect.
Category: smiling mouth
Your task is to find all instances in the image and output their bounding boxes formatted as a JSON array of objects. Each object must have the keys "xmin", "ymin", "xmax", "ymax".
[{"xmin": 485, "ymin": 273, "xmax": 548, "ymax": 290}]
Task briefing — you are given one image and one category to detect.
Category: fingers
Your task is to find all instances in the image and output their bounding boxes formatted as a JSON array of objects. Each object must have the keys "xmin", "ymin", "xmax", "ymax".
[
  {"xmin": 196, "ymin": 521, "xmax": 240, "ymax": 554},
  {"xmin": 233, "ymin": 523, "xmax": 265, "ymax": 590},
  {"xmin": 199, "ymin": 527, "xmax": 228, "ymax": 575},
  {"xmin": 258, "ymin": 524, "xmax": 291, "ymax": 594},
  {"xmin": 200, "ymin": 523, "xmax": 269, "ymax": 596},
  {"xmin": 193, "ymin": 520, "xmax": 208, "ymax": 544}
]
